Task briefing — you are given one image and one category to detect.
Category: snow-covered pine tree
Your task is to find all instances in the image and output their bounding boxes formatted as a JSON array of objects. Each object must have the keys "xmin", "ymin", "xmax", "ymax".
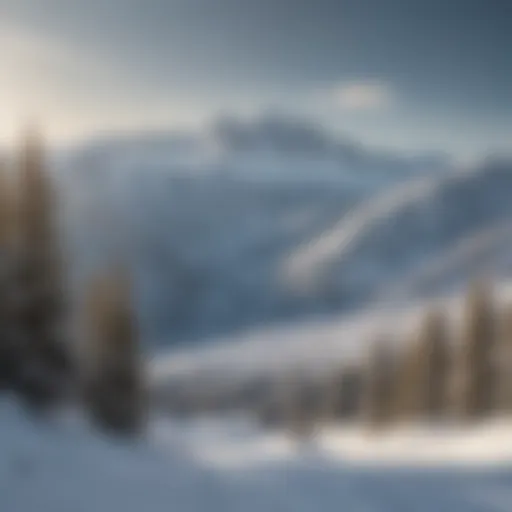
[
  {"xmin": 0, "ymin": 158, "xmax": 19, "ymax": 390},
  {"xmin": 13, "ymin": 130, "xmax": 71, "ymax": 409},
  {"xmin": 83, "ymin": 272, "xmax": 146, "ymax": 435}
]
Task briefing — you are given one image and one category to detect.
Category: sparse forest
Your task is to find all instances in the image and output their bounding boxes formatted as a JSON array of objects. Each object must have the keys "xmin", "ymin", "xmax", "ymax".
[
  {"xmin": 0, "ymin": 133, "xmax": 144, "ymax": 436},
  {"xmin": 159, "ymin": 280, "xmax": 512, "ymax": 437}
]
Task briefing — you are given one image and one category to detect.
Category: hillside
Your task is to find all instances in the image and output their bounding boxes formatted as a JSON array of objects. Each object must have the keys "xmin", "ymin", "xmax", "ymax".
[
  {"xmin": 55, "ymin": 116, "xmax": 451, "ymax": 344},
  {"xmin": 60, "ymin": 150, "xmax": 512, "ymax": 350},
  {"xmin": 286, "ymin": 159, "xmax": 512, "ymax": 310}
]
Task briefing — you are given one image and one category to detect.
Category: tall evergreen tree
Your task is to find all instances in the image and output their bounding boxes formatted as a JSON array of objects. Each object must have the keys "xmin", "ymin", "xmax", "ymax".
[
  {"xmin": 280, "ymin": 368, "xmax": 320, "ymax": 439},
  {"xmin": 13, "ymin": 131, "xmax": 70, "ymax": 408},
  {"xmin": 454, "ymin": 280, "xmax": 497, "ymax": 420},
  {"xmin": 393, "ymin": 308, "xmax": 450, "ymax": 421},
  {"xmin": 392, "ymin": 339, "xmax": 420, "ymax": 420},
  {"xmin": 83, "ymin": 272, "xmax": 146, "ymax": 435},
  {"xmin": 496, "ymin": 302, "xmax": 512, "ymax": 413},
  {"xmin": 0, "ymin": 160, "xmax": 18, "ymax": 390},
  {"xmin": 362, "ymin": 339, "xmax": 396, "ymax": 429},
  {"xmin": 323, "ymin": 365, "xmax": 363, "ymax": 423}
]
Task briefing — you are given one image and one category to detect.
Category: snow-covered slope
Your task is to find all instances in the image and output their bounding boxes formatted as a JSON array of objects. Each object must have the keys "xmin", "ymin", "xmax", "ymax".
[
  {"xmin": 378, "ymin": 220, "xmax": 512, "ymax": 303},
  {"xmin": 59, "ymin": 167, "xmax": 362, "ymax": 344},
  {"xmin": 286, "ymin": 160, "xmax": 512, "ymax": 310},
  {"xmin": 55, "ymin": 116, "xmax": 452, "ymax": 345},
  {"xmin": 53, "ymin": 116, "xmax": 512, "ymax": 350},
  {"xmin": 3, "ymin": 398, "xmax": 512, "ymax": 512},
  {"xmin": 152, "ymin": 278, "xmax": 512, "ymax": 400}
]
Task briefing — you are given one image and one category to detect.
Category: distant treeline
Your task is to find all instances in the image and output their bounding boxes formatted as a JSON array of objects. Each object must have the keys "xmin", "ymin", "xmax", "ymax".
[{"xmin": 161, "ymin": 279, "xmax": 512, "ymax": 436}]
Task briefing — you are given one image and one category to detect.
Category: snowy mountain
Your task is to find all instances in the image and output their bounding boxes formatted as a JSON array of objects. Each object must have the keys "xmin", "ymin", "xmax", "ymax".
[
  {"xmin": 60, "ymin": 151, "xmax": 512, "ymax": 351},
  {"xmin": 146, "ymin": 156, "xmax": 512, "ymax": 400},
  {"xmin": 60, "ymin": 114, "xmax": 450, "ymax": 187},
  {"xmin": 55, "ymin": 115, "xmax": 454, "ymax": 345}
]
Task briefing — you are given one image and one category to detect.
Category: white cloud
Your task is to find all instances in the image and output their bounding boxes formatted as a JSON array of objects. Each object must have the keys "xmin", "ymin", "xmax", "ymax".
[{"xmin": 331, "ymin": 81, "xmax": 394, "ymax": 111}]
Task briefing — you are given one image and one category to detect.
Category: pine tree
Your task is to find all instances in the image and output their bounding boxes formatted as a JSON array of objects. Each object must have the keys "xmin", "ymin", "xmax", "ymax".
[
  {"xmin": 258, "ymin": 394, "xmax": 284, "ymax": 428},
  {"xmin": 496, "ymin": 302, "xmax": 512, "ymax": 413},
  {"xmin": 393, "ymin": 308, "xmax": 450, "ymax": 422},
  {"xmin": 258, "ymin": 375, "xmax": 293, "ymax": 429},
  {"xmin": 323, "ymin": 365, "xmax": 363, "ymax": 423},
  {"xmin": 0, "ymin": 160, "xmax": 19, "ymax": 390},
  {"xmin": 83, "ymin": 272, "xmax": 146, "ymax": 435},
  {"xmin": 281, "ymin": 368, "xmax": 319, "ymax": 439},
  {"xmin": 12, "ymin": 131, "xmax": 71, "ymax": 409},
  {"xmin": 392, "ymin": 339, "xmax": 420, "ymax": 421},
  {"xmin": 362, "ymin": 339, "xmax": 396, "ymax": 429},
  {"xmin": 454, "ymin": 280, "xmax": 497, "ymax": 420}
]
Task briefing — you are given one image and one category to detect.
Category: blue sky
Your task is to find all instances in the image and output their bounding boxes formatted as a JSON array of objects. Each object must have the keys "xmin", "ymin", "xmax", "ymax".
[{"xmin": 1, "ymin": 0, "xmax": 511, "ymax": 159}]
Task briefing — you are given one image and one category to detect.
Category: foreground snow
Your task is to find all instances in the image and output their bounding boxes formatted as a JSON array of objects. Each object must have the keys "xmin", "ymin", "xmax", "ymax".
[{"xmin": 3, "ymin": 399, "xmax": 512, "ymax": 512}]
